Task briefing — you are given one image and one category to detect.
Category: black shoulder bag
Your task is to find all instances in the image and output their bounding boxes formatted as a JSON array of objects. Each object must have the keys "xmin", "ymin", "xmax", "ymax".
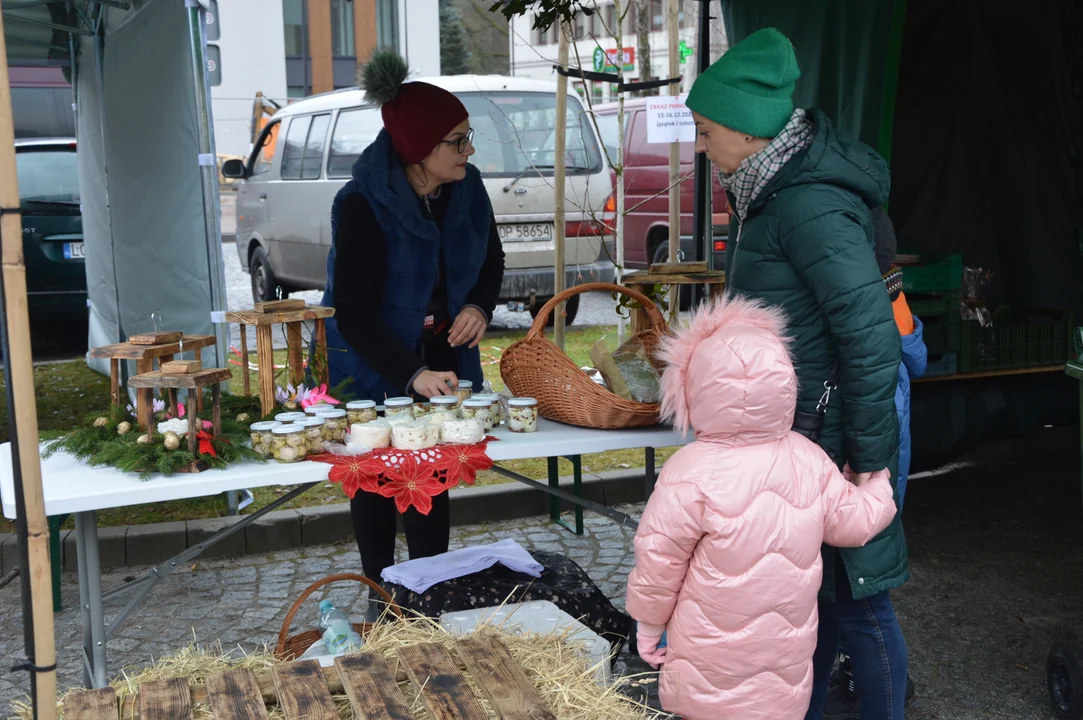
[{"xmin": 792, "ymin": 360, "xmax": 841, "ymax": 443}]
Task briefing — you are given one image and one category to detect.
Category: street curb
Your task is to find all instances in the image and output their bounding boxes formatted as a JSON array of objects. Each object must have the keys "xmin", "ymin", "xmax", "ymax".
[{"xmin": 51, "ymin": 469, "xmax": 651, "ymax": 570}]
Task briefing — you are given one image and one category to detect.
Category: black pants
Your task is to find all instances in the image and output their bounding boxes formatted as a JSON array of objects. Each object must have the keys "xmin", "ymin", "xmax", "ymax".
[{"xmin": 350, "ymin": 490, "xmax": 450, "ymax": 582}]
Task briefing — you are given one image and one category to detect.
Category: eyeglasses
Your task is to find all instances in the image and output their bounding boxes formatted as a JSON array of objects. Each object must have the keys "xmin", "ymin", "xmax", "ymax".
[{"xmin": 441, "ymin": 128, "xmax": 474, "ymax": 154}]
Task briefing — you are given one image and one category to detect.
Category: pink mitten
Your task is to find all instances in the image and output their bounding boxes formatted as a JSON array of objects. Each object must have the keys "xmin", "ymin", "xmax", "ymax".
[{"xmin": 637, "ymin": 631, "xmax": 668, "ymax": 668}]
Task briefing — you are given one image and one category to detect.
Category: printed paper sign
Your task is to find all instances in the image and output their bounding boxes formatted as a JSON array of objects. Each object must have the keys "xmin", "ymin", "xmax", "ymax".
[{"xmin": 645, "ymin": 95, "xmax": 695, "ymax": 144}]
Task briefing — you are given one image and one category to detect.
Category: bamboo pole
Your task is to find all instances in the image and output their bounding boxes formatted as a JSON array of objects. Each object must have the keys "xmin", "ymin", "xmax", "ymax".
[
  {"xmin": 0, "ymin": 12, "xmax": 59, "ymax": 719},
  {"xmin": 553, "ymin": 20, "xmax": 569, "ymax": 351},
  {"xmin": 666, "ymin": 0, "xmax": 681, "ymax": 323}
]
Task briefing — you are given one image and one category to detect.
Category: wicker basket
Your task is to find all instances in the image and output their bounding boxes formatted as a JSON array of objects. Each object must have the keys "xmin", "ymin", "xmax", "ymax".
[
  {"xmin": 501, "ymin": 282, "xmax": 668, "ymax": 430},
  {"xmin": 275, "ymin": 573, "xmax": 402, "ymax": 661}
]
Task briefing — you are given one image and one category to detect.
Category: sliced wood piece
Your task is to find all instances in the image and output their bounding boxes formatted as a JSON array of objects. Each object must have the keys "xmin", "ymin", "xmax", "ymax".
[
  {"xmin": 271, "ymin": 660, "xmax": 339, "ymax": 720},
  {"xmin": 255, "ymin": 298, "xmax": 306, "ymax": 313},
  {"xmin": 64, "ymin": 686, "xmax": 118, "ymax": 719},
  {"xmin": 226, "ymin": 306, "xmax": 335, "ymax": 327},
  {"xmin": 205, "ymin": 667, "xmax": 272, "ymax": 720},
  {"xmin": 136, "ymin": 677, "xmax": 193, "ymax": 720},
  {"xmin": 398, "ymin": 643, "xmax": 489, "ymax": 720},
  {"xmin": 161, "ymin": 360, "xmax": 203, "ymax": 374},
  {"xmin": 336, "ymin": 654, "xmax": 414, "ymax": 720},
  {"xmin": 649, "ymin": 261, "xmax": 708, "ymax": 274},
  {"xmin": 457, "ymin": 636, "xmax": 556, "ymax": 720},
  {"xmin": 127, "ymin": 368, "xmax": 232, "ymax": 389},
  {"xmin": 89, "ymin": 335, "xmax": 216, "ymax": 360},
  {"xmin": 128, "ymin": 331, "xmax": 183, "ymax": 346}
]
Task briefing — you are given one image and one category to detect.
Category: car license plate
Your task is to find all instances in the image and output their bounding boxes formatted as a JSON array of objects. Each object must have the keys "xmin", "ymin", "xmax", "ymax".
[
  {"xmin": 63, "ymin": 242, "xmax": 85, "ymax": 259},
  {"xmin": 498, "ymin": 223, "xmax": 554, "ymax": 242}
]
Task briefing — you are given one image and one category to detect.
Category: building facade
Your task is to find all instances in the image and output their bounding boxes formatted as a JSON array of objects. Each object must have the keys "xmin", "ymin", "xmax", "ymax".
[
  {"xmin": 508, "ymin": 0, "xmax": 727, "ymax": 102},
  {"xmin": 212, "ymin": 0, "xmax": 439, "ymax": 157}
]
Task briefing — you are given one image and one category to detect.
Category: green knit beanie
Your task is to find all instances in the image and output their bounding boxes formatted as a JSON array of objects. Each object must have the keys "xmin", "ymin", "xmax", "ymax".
[{"xmin": 686, "ymin": 27, "xmax": 800, "ymax": 139}]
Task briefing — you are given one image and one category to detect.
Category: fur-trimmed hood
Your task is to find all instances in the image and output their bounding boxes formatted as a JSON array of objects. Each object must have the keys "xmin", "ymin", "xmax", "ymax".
[{"xmin": 659, "ymin": 294, "xmax": 797, "ymax": 444}]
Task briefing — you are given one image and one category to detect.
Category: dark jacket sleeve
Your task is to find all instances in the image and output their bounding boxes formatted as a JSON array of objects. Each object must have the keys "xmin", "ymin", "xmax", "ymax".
[
  {"xmin": 462, "ymin": 211, "xmax": 505, "ymax": 322},
  {"xmin": 781, "ymin": 207, "xmax": 901, "ymax": 473},
  {"xmin": 332, "ymin": 192, "xmax": 426, "ymax": 393}
]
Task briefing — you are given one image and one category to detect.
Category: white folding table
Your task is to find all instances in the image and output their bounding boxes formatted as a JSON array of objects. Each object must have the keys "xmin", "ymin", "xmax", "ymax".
[{"xmin": 0, "ymin": 419, "xmax": 689, "ymax": 688}]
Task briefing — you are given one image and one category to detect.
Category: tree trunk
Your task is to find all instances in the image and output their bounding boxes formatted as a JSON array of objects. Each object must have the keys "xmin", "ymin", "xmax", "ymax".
[{"xmin": 635, "ymin": 0, "xmax": 652, "ymax": 94}]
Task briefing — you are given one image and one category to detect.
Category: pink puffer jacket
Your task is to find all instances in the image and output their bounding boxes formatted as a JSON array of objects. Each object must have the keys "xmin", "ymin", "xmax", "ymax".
[{"xmin": 625, "ymin": 296, "xmax": 896, "ymax": 720}]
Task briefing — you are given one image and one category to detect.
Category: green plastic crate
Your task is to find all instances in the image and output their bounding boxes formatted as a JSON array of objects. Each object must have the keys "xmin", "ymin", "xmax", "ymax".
[
  {"xmin": 959, "ymin": 309, "xmax": 1075, "ymax": 372},
  {"xmin": 921, "ymin": 314, "xmax": 961, "ymax": 357},
  {"xmin": 924, "ymin": 352, "xmax": 958, "ymax": 377},
  {"xmin": 908, "ymin": 290, "xmax": 962, "ymax": 318},
  {"xmin": 900, "ymin": 255, "xmax": 963, "ymax": 294}
]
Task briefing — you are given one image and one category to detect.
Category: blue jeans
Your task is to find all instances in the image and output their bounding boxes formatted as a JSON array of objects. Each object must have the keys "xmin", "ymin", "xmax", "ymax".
[{"xmin": 805, "ymin": 558, "xmax": 908, "ymax": 719}]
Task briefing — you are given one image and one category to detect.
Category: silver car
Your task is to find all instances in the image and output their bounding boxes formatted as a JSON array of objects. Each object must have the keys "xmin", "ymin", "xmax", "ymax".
[{"xmin": 224, "ymin": 75, "xmax": 616, "ymax": 324}]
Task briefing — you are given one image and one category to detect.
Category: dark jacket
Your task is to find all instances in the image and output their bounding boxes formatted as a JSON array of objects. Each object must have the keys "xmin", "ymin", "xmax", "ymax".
[
  {"xmin": 724, "ymin": 109, "xmax": 906, "ymax": 600},
  {"xmin": 319, "ymin": 129, "xmax": 502, "ymax": 401}
]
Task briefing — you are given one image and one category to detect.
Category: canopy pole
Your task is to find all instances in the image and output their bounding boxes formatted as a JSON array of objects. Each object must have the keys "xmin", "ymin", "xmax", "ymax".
[
  {"xmin": 666, "ymin": 0, "xmax": 680, "ymax": 321},
  {"xmin": 553, "ymin": 20, "xmax": 569, "ymax": 350},
  {"xmin": 0, "ymin": 11, "xmax": 59, "ymax": 719},
  {"xmin": 690, "ymin": 0, "xmax": 712, "ymax": 304},
  {"xmin": 186, "ymin": 0, "xmax": 230, "ymax": 375}
]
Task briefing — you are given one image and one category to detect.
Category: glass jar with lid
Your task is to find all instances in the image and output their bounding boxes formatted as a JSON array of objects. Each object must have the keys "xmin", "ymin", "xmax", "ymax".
[
  {"xmin": 315, "ymin": 408, "xmax": 348, "ymax": 442},
  {"xmin": 507, "ymin": 398, "xmax": 539, "ymax": 433},
  {"xmin": 271, "ymin": 424, "xmax": 307, "ymax": 463},
  {"xmin": 304, "ymin": 403, "xmax": 332, "ymax": 416},
  {"xmin": 275, "ymin": 411, "xmax": 308, "ymax": 424},
  {"xmin": 296, "ymin": 417, "xmax": 326, "ymax": 453},
  {"xmin": 249, "ymin": 421, "xmax": 281, "ymax": 456},
  {"xmin": 454, "ymin": 379, "xmax": 474, "ymax": 404},
  {"xmin": 430, "ymin": 395, "xmax": 461, "ymax": 423},
  {"xmin": 346, "ymin": 399, "xmax": 377, "ymax": 425},
  {"xmin": 384, "ymin": 397, "xmax": 414, "ymax": 419},
  {"xmin": 472, "ymin": 393, "xmax": 504, "ymax": 425},
  {"xmin": 412, "ymin": 402, "xmax": 433, "ymax": 419},
  {"xmin": 461, "ymin": 397, "xmax": 494, "ymax": 432}
]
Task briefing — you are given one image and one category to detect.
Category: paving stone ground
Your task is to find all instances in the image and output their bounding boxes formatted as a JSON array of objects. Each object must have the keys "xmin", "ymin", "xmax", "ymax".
[{"xmin": 0, "ymin": 506, "xmax": 651, "ymax": 714}]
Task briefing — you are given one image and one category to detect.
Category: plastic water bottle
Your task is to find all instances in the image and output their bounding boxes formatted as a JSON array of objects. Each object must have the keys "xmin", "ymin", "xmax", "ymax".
[{"xmin": 318, "ymin": 599, "xmax": 363, "ymax": 654}]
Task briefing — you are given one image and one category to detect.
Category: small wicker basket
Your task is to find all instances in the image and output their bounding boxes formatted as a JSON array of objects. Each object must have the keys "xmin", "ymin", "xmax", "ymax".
[
  {"xmin": 500, "ymin": 282, "xmax": 668, "ymax": 430},
  {"xmin": 275, "ymin": 573, "xmax": 402, "ymax": 661}
]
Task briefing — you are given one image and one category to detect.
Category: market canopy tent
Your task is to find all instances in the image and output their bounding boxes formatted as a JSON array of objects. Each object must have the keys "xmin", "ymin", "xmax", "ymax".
[
  {"xmin": 721, "ymin": 0, "xmax": 1083, "ymax": 467},
  {"xmin": 2, "ymin": 0, "xmax": 230, "ymax": 381}
]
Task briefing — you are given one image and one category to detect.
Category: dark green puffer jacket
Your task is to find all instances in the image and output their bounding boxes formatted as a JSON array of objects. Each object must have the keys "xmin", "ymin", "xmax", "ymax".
[{"xmin": 724, "ymin": 108, "xmax": 907, "ymax": 600}]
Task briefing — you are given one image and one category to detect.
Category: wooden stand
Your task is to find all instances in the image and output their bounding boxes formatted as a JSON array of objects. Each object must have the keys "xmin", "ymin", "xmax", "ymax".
[
  {"xmin": 89, "ymin": 334, "xmax": 216, "ymax": 422},
  {"xmin": 622, "ymin": 267, "xmax": 726, "ymax": 333},
  {"xmin": 225, "ymin": 305, "xmax": 335, "ymax": 417},
  {"xmin": 128, "ymin": 368, "xmax": 231, "ymax": 471}
]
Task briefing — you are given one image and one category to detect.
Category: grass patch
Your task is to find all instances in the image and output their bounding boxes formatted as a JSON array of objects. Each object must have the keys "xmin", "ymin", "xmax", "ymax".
[{"xmin": 1, "ymin": 325, "xmax": 677, "ymax": 532}]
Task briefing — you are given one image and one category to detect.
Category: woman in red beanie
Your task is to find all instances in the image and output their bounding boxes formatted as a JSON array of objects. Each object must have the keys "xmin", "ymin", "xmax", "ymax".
[{"xmin": 318, "ymin": 51, "xmax": 504, "ymax": 601}]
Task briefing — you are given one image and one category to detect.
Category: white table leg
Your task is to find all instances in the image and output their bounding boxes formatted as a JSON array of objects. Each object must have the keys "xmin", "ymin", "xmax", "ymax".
[{"xmin": 74, "ymin": 510, "xmax": 107, "ymax": 688}]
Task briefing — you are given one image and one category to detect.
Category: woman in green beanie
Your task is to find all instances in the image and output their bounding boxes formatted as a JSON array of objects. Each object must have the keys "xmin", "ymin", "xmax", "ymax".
[{"xmin": 685, "ymin": 27, "xmax": 907, "ymax": 720}]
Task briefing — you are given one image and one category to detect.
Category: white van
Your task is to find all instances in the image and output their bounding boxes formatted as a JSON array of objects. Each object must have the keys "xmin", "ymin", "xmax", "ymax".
[{"xmin": 224, "ymin": 75, "xmax": 616, "ymax": 325}]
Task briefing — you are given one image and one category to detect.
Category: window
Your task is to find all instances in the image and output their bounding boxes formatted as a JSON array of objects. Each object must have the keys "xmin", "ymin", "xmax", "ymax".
[
  {"xmin": 280, "ymin": 115, "xmax": 312, "ymax": 179},
  {"xmin": 11, "ymin": 87, "xmax": 75, "ymax": 139},
  {"xmin": 603, "ymin": 5, "xmax": 617, "ymax": 35},
  {"xmin": 651, "ymin": 0, "xmax": 663, "ymax": 31},
  {"xmin": 283, "ymin": 0, "xmax": 305, "ymax": 56},
  {"xmin": 573, "ymin": 14, "xmax": 584, "ymax": 40},
  {"xmin": 459, "ymin": 91, "xmax": 603, "ymax": 177},
  {"xmin": 327, "ymin": 107, "xmax": 384, "ymax": 177},
  {"xmin": 532, "ymin": 18, "xmax": 546, "ymax": 45},
  {"xmin": 592, "ymin": 112, "xmax": 619, "ymax": 164},
  {"xmin": 287, "ymin": 86, "xmax": 306, "ymax": 99},
  {"xmin": 376, "ymin": 0, "xmax": 399, "ymax": 52},
  {"xmin": 16, "ymin": 147, "xmax": 80, "ymax": 204},
  {"xmin": 250, "ymin": 121, "xmax": 281, "ymax": 176},
  {"xmin": 331, "ymin": 0, "xmax": 355, "ymax": 56},
  {"xmin": 301, "ymin": 114, "xmax": 331, "ymax": 179}
]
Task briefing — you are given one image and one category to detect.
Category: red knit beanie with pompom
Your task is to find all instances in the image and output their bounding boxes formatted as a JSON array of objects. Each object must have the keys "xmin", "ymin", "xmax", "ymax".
[{"xmin": 359, "ymin": 50, "xmax": 468, "ymax": 165}]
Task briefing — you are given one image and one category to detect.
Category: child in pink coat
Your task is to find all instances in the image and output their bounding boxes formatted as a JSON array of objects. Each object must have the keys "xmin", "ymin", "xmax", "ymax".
[{"xmin": 625, "ymin": 295, "xmax": 897, "ymax": 720}]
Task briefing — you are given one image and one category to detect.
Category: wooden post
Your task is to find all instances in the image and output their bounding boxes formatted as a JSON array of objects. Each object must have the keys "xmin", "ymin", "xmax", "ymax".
[
  {"xmin": 286, "ymin": 321, "xmax": 304, "ymax": 386},
  {"xmin": 136, "ymin": 358, "xmax": 153, "ymax": 432},
  {"xmin": 110, "ymin": 358, "xmax": 121, "ymax": 407},
  {"xmin": 0, "ymin": 12, "xmax": 58, "ymax": 715},
  {"xmin": 187, "ymin": 399, "xmax": 199, "ymax": 455},
  {"xmin": 256, "ymin": 325, "xmax": 276, "ymax": 417},
  {"xmin": 239, "ymin": 324, "xmax": 250, "ymax": 395},
  {"xmin": 667, "ymin": 0, "xmax": 681, "ymax": 322},
  {"xmin": 553, "ymin": 21, "xmax": 569, "ymax": 351},
  {"xmin": 212, "ymin": 384, "xmax": 222, "ymax": 436},
  {"xmin": 314, "ymin": 319, "xmax": 328, "ymax": 386},
  {"xmin": 168, "ymin": 389, "xmax": 179, "ymax": 421}
]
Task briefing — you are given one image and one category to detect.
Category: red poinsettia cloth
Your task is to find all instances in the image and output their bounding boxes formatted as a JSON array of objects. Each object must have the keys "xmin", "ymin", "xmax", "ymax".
[{"xmin": 309, "ymin": 438, "xmax": 496, "ymax": 515}]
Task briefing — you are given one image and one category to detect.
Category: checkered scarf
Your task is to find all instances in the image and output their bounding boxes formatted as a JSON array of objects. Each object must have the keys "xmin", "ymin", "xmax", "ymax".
[{"xmin": 719, "ymin": 109, "xmax": 815, "ymax": 221}]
